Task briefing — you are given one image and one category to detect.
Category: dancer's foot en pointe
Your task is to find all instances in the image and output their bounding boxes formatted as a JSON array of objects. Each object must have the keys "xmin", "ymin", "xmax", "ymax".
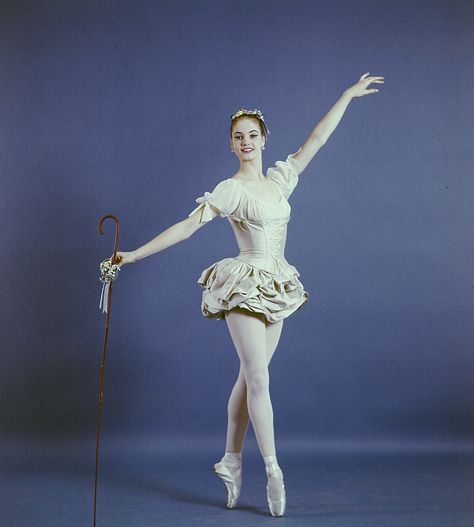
[
  {"xmin": 213, "ymin": 451, "xmax": 242, "ymax": 509},
  {"xmin": 264, "ymin": 455, "xmax": 286, "ymax": 517}
]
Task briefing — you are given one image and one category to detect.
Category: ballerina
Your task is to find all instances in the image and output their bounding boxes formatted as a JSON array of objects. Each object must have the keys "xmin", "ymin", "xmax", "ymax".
[{"xmin": 108, "ymin": 72, "xmax": 384, "ymax": 517}]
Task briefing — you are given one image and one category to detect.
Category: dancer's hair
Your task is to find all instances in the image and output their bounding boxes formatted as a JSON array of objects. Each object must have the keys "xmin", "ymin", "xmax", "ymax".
[{"xmin": 230, "ymin": 108, "xmax": 270, "ymax": 140}]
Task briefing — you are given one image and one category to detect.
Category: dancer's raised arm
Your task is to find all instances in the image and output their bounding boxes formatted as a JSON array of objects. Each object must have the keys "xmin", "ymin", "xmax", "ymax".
[
  {"xmin": 110, "ymin": 175, "xmax": 239, "ymax": 267},
  {"xmin": 110, "ymin": 207, "xmax": 210, "ymax": 267},
  {"xmin": 292, "ymin": 72, "xmax": 384, "ymax": 173}
]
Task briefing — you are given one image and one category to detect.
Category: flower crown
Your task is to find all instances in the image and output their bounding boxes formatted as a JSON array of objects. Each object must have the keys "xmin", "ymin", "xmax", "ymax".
[{"xmin": 230, "ymin": 108, "xmax": 270, "ymax": 135}]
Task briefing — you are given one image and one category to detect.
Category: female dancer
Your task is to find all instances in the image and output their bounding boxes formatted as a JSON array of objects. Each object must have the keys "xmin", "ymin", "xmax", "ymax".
[{"xmin": 109, "ymin": 72, "xmax": 384, "ymax": 517}]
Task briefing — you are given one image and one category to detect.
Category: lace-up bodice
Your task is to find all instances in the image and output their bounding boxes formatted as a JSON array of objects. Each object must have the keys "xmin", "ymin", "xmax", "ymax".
[{"xmin": 188, "ymin": 152, "xmax": 302, "ymax": 276}]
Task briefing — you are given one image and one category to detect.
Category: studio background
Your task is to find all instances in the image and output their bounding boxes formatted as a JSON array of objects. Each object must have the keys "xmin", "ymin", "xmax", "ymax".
[{"xmin": 1, "ymin": 0, "xmax": 473, "ymax": 481}]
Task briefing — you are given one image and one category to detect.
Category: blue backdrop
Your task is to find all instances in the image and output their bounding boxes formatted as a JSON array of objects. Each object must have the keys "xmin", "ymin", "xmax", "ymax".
[{"xmin": 1, "ymin": 0, "xmax": 473, "ymax": 448}]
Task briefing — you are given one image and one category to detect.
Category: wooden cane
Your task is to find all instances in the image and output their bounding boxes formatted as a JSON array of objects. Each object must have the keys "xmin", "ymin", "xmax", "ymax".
[{"xmin": 94, "ymin": 214, "xmax": 121, "ymax": 526}]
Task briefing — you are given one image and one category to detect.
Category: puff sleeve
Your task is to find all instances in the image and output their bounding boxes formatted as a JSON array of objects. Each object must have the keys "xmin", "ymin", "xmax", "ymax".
[
  {"xmin": 266, "ymin": 149, "xmax": 303, "ymax": 200},
  {"xmin": 188, "ymin": 179, "xmax": 240, "ymax": 223}
]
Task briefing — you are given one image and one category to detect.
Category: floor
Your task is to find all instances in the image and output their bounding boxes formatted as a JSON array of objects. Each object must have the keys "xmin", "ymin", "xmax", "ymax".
[{"xmin": 1, "ymin": 434, "xmax": 473, "ymax": 527}]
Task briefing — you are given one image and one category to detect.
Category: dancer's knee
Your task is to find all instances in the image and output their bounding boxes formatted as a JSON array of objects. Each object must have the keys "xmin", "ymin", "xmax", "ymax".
[{"xmin": 245, "ymin": 369, "xmax": 270, "ymax": 397}]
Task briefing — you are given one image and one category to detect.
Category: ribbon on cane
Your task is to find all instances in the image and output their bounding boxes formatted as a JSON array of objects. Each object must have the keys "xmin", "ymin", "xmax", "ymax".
[{"xmin": 99, "ymin": 259, "xmax": 121, "ymax": 314}]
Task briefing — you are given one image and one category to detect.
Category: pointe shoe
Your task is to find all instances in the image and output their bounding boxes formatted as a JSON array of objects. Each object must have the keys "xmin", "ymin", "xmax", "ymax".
[
  {"xmin": 213, "ymin": 459, "xmax": 242, "ymax": 509},
  {"xmin": 265, "ymin": 460, "xmax": 286, "ymax": 517}
]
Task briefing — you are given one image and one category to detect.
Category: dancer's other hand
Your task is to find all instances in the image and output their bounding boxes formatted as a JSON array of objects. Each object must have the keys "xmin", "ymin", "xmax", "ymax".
[
  {"xmin": 345, "ymin": 72, "xmax": 384, "ymax": 98},
  {"xmin": 109, "ymin": 251, "xmax": 137, "ymax": 268}
]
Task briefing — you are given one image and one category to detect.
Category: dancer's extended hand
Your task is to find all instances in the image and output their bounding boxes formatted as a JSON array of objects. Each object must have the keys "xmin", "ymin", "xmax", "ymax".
[
  {"xmin": 109, "ymin": 251, "xmax": 137, "ymax": 268},
  {"xmin": 345, "ymin": 72, "xmax": 384, "ymax": 98}
]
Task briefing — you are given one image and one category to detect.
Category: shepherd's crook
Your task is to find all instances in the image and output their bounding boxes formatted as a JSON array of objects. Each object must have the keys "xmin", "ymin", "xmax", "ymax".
[{"xmin": 94, "ymin": 214, "xmax": 121, "ymax": 526}]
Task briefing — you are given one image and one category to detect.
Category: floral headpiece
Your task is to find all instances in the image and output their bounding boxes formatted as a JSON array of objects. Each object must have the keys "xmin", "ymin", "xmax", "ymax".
[{"xmin": 230, "ymin": 108, "xmax": 270, "ymax": 135}]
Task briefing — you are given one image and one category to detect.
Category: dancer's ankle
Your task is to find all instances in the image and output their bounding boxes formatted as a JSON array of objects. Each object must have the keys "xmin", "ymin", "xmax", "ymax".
[
  {"xmin": 222, "ymin": 451, "xmax": 242, "ymax": 466},
  {"xmin": 263, "ymin": 454, "xmax": 283, "ymax": 478}
]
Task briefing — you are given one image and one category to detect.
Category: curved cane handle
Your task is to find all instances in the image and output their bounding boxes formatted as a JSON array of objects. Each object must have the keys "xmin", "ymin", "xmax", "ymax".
[{"xmin": 98, "ymin": 214, "xmax": 121, "ymax": 264}]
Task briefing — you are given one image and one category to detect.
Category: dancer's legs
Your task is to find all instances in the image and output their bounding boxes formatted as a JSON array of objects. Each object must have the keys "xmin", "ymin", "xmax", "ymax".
[
  {"xmin": 224, "ymin": 308, "xmax": 284, "ymax": 457},
  {"xmin": 224, "ymin": 365, "xmax": 248, "ymax": 453},
  {"xmin": 224, "ymin": 313, "xmax": 284, "ymax": 453}
]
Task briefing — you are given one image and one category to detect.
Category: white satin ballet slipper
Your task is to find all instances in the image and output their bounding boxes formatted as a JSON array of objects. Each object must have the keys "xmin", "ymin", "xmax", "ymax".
[
  {"xmin": 265, "ymin": 459, "xmax": 286, "ymax": 517},
  {"xmin": 213, "ymin": 459, "xmax": 242, "ymax": 509}
]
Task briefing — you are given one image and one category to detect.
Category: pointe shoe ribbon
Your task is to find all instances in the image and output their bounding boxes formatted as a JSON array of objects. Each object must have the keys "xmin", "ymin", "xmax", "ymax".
[{"xmin": 213, "ymin": 460, "xmax": 242, "ymax": 509}]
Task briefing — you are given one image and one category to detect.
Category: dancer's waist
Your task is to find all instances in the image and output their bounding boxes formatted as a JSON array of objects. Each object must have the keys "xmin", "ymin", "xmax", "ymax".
[{"xmin": 235, "ymin": 251, "xmax": 297, "ymax": 276}]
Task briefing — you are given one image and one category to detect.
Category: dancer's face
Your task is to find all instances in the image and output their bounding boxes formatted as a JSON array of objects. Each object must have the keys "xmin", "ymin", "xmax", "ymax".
[{"xmin": 230, "ymin": 117, "xmax": 265, "ymax": 162}]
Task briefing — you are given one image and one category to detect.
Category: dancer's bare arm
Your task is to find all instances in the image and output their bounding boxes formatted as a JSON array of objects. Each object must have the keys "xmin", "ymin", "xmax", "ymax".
[
  {"xmin": 292, "ymin": 72, "xmax": 384, "ymax": 173},
  {"xmin": 110, "ymin": 205, "xmax": 212, "ymax": 267}
]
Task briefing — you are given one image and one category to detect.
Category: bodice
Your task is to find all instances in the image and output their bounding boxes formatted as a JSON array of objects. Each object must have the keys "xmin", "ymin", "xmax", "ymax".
[
  {"xmin": 187, "ymin": 151, "xmax": 303, "ymax": 277},
  {"xmin": 227, "ymin": 199, "xmax": 298, "ymax": 276}
]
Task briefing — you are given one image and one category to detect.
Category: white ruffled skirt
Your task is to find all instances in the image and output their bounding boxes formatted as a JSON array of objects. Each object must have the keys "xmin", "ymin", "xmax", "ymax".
[{"xmin": 197, "ymin": 257, "xmax": 309, "ymax": 323}]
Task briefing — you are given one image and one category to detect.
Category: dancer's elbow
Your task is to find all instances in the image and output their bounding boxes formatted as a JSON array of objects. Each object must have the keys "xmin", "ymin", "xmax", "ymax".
[
  {"xmin": 180, "ymin": 216, "xmax": 203, "ymax": 239},
  {"xmin": 181, "ymin": 209, "xmax": 212, "ymax": 238}
]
